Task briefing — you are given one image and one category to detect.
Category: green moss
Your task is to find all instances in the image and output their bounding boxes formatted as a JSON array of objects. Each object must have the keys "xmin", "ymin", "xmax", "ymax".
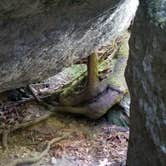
[{"xmin": 63, "ymin": 64, "xmax": 87, "ymax": 79}]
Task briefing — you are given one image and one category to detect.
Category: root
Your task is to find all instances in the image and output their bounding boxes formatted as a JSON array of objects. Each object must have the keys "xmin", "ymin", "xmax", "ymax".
[
  {"xmin": 2, "ymin": 130, "xmax": 9, "ymax": 150},
  {"xmin": 0, "ymin": 112, "xmax": 53, "ymax": 149},
  {"xmin": 12, "ymin": 112, "xmax": 53, "ymax": 132},
  {"xmin": 52, "ymin": 86, "xmax": 124, "ymax": 119},
  {"xmin": 10, "ymin": 133, "xmax": 70, "ymax": 166}
]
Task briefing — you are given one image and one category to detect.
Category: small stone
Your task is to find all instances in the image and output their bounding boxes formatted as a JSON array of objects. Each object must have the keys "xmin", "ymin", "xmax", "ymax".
[{"xmin": 51, "ymin": 157, "xmax": 57, "ymax": 165}]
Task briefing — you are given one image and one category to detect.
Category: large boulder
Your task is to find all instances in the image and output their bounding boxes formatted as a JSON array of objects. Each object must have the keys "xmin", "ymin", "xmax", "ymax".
[
  {"xmin": 126, "ymin": 0, "xmax": 166, "ymax": 165},
  {"xmin": 0, "ymin": 0, "xmax": 138, "ymax": 93}
]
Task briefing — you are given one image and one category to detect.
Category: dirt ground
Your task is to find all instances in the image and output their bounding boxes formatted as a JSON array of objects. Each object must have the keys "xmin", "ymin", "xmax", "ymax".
[{"xmin": 0, "ymin": 109, "xmax": 129, "ymax": 166}]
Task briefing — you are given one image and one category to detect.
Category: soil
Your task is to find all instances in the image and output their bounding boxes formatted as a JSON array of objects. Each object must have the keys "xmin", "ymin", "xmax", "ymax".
[{"xmin": 0, "ymin": 109, "xmax": 129, "ymax": 166}]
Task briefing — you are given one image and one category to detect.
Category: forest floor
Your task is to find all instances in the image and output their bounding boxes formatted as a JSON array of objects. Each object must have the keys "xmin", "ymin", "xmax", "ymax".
[{"xmin": 0, "ymin": 104, "xmax": 129, "ymax": 166}]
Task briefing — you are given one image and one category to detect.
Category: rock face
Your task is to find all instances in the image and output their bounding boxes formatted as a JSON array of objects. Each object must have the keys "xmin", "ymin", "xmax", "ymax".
[
  {"xmin": 126, "ymin": 0, "xmax": 166, "ymax": 165},
  {"xmin": 0, "ymin": 0, "xmax": 138, "ymax": 93}
]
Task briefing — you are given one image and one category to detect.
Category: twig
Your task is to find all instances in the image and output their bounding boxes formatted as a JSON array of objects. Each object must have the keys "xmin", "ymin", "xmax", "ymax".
[{"xmin": 28, "ymin": 85, "xmax": 41, "ymax": 103}]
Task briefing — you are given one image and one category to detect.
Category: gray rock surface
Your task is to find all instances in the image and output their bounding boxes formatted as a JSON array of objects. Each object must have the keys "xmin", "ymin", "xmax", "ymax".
[
  {"xmin": 106, "ymin": 105, "xmax": 129, "ymax": 128},
  {"xmin": 0, "ymin": 0, "xmax": 138, "ymax": 93},
  {"xmin": 126, "ymin": 0, "xmax": 166, "ymax": 165}
]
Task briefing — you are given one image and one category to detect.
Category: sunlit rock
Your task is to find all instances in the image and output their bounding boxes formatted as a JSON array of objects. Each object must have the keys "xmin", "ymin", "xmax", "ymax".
[{"xmin": 0, "ymin": 0, "xmax": 138, "ymax": 92}]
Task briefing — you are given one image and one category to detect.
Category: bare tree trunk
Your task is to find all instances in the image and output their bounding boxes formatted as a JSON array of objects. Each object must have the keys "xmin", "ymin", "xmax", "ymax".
[
  {"xmin": 87, "ymin": 53, "xmax": 99, "ymax": 91},
  {"xmin": 59, "ymin": 53, "xmax": 101, "ymax": 106}
]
